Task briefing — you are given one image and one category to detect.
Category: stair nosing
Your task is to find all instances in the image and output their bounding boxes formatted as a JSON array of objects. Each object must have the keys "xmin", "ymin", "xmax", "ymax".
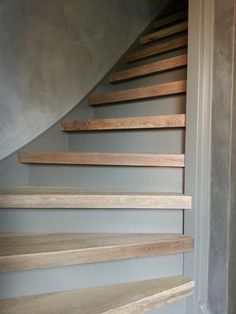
[
  {"xmin": 61, "ymin": 114, "xmax": 186, "ymax": 132},
  {"xmin": 124, "ymin": 35, "xmax": 188, "ymax": 63},
  {"xmin": 0, "ymin": 276, "xmax": 195, "ymax": 314},
  {"xmin": 153, "ymin": 10, "xmax": 188, "ymax": 29},
  {"xmin": 109, "ymin": 54, "xmax": 187, "ymax": 83},
  {"xmin": 0, "ymin": 233, "xmax": 194, "ymax": 272},
  {"xmin": 140, "ymin": 21, "xmax": 188, "ymax": 45},
  {"xmin": 88, "ymin": 80, "xmax": 186, "ymax": 106},
  {"xmin": 0, "ymin": 187, "xmax": 192, "ymax": 209}
]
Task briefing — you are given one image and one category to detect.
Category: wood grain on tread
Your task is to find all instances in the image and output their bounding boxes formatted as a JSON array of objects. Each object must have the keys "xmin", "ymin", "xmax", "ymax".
[
  {"xmin": 0, "ymin": 187, "xmax": 192, "ymax": 209},
  {"xmin": 0, "ymin": 233, "xmax": 194, "ymax": 272},
  {"xmin": 88, "ymin": 81, "xmax": 186, "ymax": 106},
  {"xmin": 153, "ymin": 10, "xmax": 188, "ymax": 29},
  {"xmin": 109, "ymin": 55, "xmax": 187, "ymax": 83},
  {"xmin": 140, "ymin": 21, "xmax": 188, "ymax": 45},
  {"xmin": 125, "ymin": 36, "xmax": 187, "ymax": 63},
  {"xmin": 61, "ymin": 114, "xmax": 186, "ymax": 132},
  {"xmin": 0, "ymin": 276, "xmax": 195, "ymax": 314},
  {"xmin": 18, "ymin": 152, "xmax": 185, "ymax": 167}
]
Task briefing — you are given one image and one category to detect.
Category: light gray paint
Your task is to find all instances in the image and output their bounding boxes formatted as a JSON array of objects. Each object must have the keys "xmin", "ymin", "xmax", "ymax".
[
  {"xmin": 209, "ymin": 0, "xmax": 235, "ymax": 314},
  {"xmin": 184, "ymin": 0, "xmax": 213, "ymax": 313},
  {"xmin": 0, "ymin": 0, "xmax": 167, "ymax": 160}
]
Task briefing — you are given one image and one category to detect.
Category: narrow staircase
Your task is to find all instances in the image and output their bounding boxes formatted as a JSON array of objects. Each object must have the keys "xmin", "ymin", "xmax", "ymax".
[{"xmin": 0, "ymin": 1, "xmax": 193, "ymax": 313}]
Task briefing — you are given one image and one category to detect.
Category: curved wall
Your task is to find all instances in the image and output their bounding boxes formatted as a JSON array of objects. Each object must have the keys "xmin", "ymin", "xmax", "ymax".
[{"xmin": 0, "ymin": 0, "xmax": 167, "ymax": 160}]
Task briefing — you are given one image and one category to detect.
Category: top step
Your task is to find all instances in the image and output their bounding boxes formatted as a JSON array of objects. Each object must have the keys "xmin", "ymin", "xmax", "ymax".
[
  {"xmin": 124, "ymin": 36, "xmax": 187, "ymax": 63},
  {"xmin": 140, "ymin": 21, "xmax": 188, "ymax": 45},
  {"xmin": 153, "ymin": 10, "xmax": 188, "ymax": 29}
]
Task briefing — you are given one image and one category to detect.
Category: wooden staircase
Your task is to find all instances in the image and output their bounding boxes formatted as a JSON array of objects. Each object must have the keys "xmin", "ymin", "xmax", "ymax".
[{"xmin": 0, "ymin": 2, "xmax": 193, "ymax": 313}]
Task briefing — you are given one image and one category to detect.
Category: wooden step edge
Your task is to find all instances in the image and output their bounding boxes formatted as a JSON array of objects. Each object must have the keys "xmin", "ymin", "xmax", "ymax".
[
  {"xmin": 0, "ymin": 189, "xmax": 192, "ymax": 209},
  {"xmin": 0, "ymin": 233, "xmax": 194, "ymax": 272},
  {"xmin": 88, "ymin": 80, "xmax": 186, "ymax": 106},
  {"xmin": 153, "ymin": 10, "xmax": 188, "ymax": 29},
  {"xmin": 61, "ymin": 114, "xmax": 186, "ymax": 132},
  {"xmin": 0, "ymin": 276, "xmax": 195, "ymax": 314},
  {"xmin": 124, "ymin": 35, "xmax": 188, "ymax": 63},
  {"xmin": 109, "ymin": 54, "xmax": 187, "ymax": 83},
  {"xmin": 18, "ymin": 152, "xmax": 185, "ymax": 168},
  {"xmin": 140, "ymin": 21, "xmax": 188, "ymax": 45}
]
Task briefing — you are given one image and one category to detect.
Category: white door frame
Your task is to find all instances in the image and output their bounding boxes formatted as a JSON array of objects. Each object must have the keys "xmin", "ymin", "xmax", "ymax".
[{"xmin": 184, "ymin": 0, "xmax": 214, "ymax": 313}]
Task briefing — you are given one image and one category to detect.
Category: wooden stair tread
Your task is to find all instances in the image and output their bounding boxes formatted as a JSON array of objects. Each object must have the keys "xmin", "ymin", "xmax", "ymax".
[
  {"xmin": 140, "ymin": 21, "xmax": 188, "ymax": 45},
  {"xmin": 0, "ymin": 187, "xmax": 191, "ymax": 209},
  {"xmin": 0, "ymin": 233, "xmax": 194, "ymax": 272},
  {"xmin": 18, "ymin": 152, "xmax": 185, "ymax": 167},
  {"xmin": 125, "ymin": 35, "xmax": 187, "ymax": 63},
  {"xmin": 109, "ymin": 55, "xmax": 187, "ymax": 83},
  {"xmin": 61, "ymin": 114, "xmax": 186, "ymax": 131},
  {"xmin": 153, "ymin": 10, "xmax": 188, "ymax": 29},
  {"xmin": 88, "ymin": 80, "xmax": 186, "ymax": 106},
  {"xmin": 0, "ymin": 276, "xmax": 195, "ymax": 314}
]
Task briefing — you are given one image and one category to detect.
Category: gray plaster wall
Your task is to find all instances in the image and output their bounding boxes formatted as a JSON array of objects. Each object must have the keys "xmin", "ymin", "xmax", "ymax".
[
  {"xmin": 0, "ymin": 0, "xmax": 167, "ymax": 160},
  {"xmin": 209, "ymin": 0, "xmax": 236, "ymax": 313}
]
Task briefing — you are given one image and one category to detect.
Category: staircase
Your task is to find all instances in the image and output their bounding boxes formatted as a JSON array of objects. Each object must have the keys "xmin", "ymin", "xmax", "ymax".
[{"xmin": 0, "ymin": 1, "xmax": 194, "ymax": 313}]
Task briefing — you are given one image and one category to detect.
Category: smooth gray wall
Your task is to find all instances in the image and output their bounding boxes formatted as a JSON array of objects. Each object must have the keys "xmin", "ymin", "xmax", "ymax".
[
  {"xmin": 0, "ymin": 0, "xmax": 167, "ymax": 160},
  {"xmin": 209, "ymin": 0, "xmax": 236, "ymax": 313}
]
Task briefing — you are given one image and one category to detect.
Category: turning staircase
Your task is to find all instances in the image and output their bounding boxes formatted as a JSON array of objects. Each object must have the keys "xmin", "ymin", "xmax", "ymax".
[{"xmin": 0, "ymin": 1, "xmax": 194, "ymax": 313}]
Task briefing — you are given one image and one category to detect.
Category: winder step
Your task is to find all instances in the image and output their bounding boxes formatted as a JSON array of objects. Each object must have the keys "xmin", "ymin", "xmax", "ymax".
[
  {"xmin": 140, "ymin": 21, "xmax": 188, "ymax": 45},
  {"xmin": 0, "ymin": 187, "xmax": 192, "ymax": 209},
  {"xmin": 61, "ymin": 114, "xmax": 186, "ymax": 132},
  {"xmin": 0, "ymin": 233, "xmax": 194, "ymax": 272},
  {"xmin": 124, "ymin": 35, "xmax": 187, "ymax": 63},
  {"xmin": 153, "ymin": 10, "xmax": 188, "ymax": 29},
  {"xmin": 18, "ymin": 152, "xmax": 185, "ymax": 167},
  {"xmin": 109, "ymin": 55, "xmax": 187, "ymax": 83},
  {"xmin": 88, "ymin": 80, "xmax": 186, "ymax": 106},
  {"xmin": 0, "ymin": 276, "xmax": 195, "ymax": 314}
]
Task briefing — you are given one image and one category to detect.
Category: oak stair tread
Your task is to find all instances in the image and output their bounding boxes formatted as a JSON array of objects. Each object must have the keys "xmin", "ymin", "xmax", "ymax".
[
  {"xmin": 153, "ymin": 10, "xmax": 188, "ymax": 29},
  {"xmin": 0, "ymin": 276, "xmax": 195, "ymax": 314},
  {"xmin": 0, "ymin": 186, "xmax": 192, "ymax": 209},
  {"xmin": 88, "ymin": 80, "xmax": 186, "ymax": 106},
  {"xmin": 124, "ymin": 35, "xmax": 187, "ymax": 63},
  {"xmin": 0, "ymin": 233, "xmax": 194, "ymax": 272},
  {"xmin": 140, "ymin": 21, "xmax": 188, "ymax": 45},
  {"xmin": 18, "ymin": 152, "xmax": 185, "ymax": 167},
  {"xmin": 109, "ymin": 54, "xmax": 187, "ymax": 83},
  {"xmin": 61, "ymin": 114, "xmax": 186, "ymax": 132}
]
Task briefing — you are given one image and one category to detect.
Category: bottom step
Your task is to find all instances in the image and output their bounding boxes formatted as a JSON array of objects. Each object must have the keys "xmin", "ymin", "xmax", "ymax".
[{"xmin": 0, "ymin": 276, "xmax": 194, "ymax": 314}]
